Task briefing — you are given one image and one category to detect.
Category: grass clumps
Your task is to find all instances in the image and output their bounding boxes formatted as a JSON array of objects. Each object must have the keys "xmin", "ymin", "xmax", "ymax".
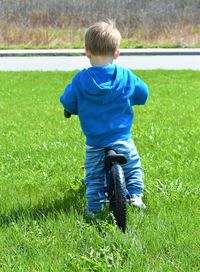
[{"xmin": 0, "ymin": 71, "xmax": 200, "ymax": 271}]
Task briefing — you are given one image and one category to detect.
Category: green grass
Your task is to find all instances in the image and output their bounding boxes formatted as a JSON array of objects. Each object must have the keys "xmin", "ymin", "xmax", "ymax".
[{"xmin": 0, "ymin": 71, "xmax": 200, "ymax": 271}]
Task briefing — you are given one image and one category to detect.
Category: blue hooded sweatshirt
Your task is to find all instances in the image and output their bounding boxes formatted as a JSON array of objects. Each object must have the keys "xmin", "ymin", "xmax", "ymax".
[{"xmin": 60, "ymin": 64, "xmax": 148, "ymax": 147}]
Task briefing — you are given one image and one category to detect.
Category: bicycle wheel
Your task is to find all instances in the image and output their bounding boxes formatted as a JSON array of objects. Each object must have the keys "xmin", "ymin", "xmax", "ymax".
[{"xmin": 109, "ymin": 163, "xmax": 127, "ymax": 232}]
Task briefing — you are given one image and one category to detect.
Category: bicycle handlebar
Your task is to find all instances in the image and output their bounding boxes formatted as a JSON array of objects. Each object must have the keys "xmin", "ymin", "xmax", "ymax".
[{"xmin": 64, "ymin": 109, "xmax": 71, "ymax": 118}]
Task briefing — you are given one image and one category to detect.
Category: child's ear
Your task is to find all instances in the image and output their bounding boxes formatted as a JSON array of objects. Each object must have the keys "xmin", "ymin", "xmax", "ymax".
[
  {"xmin": 113, "ymin": 49, "xmax": 120, "ymax": 60},
  {"xmin": 85, "ymin": 48, "xmax": 92, "ymax": 59}
]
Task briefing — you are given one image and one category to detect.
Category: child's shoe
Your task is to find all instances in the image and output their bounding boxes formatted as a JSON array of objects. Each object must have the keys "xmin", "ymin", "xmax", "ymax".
[
  {"xmin": 129, "ymin": 194, "xmax": 146, "ymax": 209},
  {"xmin": 84, "ymin": 208, "xmax": 96, "ymax": 219}
]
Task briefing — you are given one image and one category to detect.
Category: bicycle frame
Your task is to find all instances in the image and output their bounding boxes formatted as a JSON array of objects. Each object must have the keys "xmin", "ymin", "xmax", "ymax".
[
  {"xmin": 99, "ymin": 149, "xmax": 135, "ymax": 205},
  {"xmin": 98, "ymin": 149, "xmax": 129, "ymax": 204}
]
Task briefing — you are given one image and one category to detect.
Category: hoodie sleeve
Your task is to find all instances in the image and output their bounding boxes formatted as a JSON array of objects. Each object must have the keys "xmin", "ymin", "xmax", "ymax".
[
  {"xmin": 130, "ymin": 75, "xmax": 149, "ymax": 106},
  {"xmin": 60, "ymin": 82, "xmax": 78, "ymax": 115}
]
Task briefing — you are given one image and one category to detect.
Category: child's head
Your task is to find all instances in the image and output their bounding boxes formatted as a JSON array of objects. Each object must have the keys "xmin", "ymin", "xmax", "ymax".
[{"xmin": 85, "ymin": 20, "xmax": 121, "ymax": 62}]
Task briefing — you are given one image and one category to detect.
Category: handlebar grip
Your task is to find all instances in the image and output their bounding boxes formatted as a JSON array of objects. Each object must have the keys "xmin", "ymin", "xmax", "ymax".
[{"xmin": 64, "ymin": 109, "xmax": 71, "ymax": 118}]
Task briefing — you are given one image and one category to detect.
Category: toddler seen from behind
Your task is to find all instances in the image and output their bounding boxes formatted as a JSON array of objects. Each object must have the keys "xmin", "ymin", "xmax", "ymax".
[{"xmin": 60, "ymin": 20, "xmax": 149, "ymax": 213}]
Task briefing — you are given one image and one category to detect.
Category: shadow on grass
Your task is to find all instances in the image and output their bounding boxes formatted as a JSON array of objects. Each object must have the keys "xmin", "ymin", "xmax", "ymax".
[
  {"xmin": 0, "ymin": 184, "xmax": 121, "ymax": 233},
  {"xmin": 0, "ymin": 184, "xmax": 85, "ymax": 226},
  {"xmin": 84, "ymin": 208, "xmax": 117, "ymax": 234}
]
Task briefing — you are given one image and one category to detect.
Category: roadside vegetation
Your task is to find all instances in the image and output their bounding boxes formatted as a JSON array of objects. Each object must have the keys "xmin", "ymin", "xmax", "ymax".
[
  {"xmin": 0, "ymin": 71, "xmax": 199, "ymax": 270},
  {"xmin": 0, "ymin": 0, "xmax": 200, "ymax": 48}
]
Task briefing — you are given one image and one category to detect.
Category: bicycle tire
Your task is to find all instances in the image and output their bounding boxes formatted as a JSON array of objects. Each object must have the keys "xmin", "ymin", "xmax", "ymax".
[{"xmin": 109, "ymin": 163, "xmax": 127, "ymax": 232}]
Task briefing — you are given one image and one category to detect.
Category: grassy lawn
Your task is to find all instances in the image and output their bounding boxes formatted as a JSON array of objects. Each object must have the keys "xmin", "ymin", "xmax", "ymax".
[
  {"xmin": 0, "ymin": 70, "xmax": 199, "ymax": 271},
  {"xmin": 0, "ymin": 40, "xmax": 199, "ymax": 50}
]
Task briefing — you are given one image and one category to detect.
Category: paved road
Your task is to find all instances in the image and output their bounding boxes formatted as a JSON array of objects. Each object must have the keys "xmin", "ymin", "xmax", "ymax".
[
  {"xmin": 0, "ymin": 49, "xmax": 200, "ymax": 70},
  {"xmin": 1, "ymin": 48, "xmax": 200, "ymax": 56}
]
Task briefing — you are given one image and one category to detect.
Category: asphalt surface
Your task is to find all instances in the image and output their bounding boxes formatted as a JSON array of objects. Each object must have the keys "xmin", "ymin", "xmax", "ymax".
[
  {"xmin": 0, "ymin": 49, "xmax": 200, "ymax": 70},
  {"xmin": 1, "ymin": 48, "xmax": 200, "ymax": 56}
]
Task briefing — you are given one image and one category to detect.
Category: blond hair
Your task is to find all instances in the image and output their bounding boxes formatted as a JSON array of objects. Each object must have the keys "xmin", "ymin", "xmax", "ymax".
[{"xmin": 85, "ymin": 20, "xmax": 121, "ymax": 56}]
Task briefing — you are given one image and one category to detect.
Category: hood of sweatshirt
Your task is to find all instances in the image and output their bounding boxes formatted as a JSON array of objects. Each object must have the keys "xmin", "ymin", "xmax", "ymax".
[{"xmin": 75, "ymin": 64, "xmax": 134, "ymax": 104}]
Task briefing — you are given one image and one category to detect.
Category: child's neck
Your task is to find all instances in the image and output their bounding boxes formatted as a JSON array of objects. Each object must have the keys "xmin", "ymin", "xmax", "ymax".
[{"xmin": 90, "ymin": 55, "xmax": 114, "ymax": 66}]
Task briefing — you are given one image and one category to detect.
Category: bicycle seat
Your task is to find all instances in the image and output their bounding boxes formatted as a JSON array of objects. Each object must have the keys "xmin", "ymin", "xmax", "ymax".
[{"xmin": 105, "ymin": 149, "xmax": 127, "ymax": 166}]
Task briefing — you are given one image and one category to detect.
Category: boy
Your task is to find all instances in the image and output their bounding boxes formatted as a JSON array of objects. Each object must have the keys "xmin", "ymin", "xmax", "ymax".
[{"xmin": 60, "ymin": 21, "xmax": 148, "ymax": 214}]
